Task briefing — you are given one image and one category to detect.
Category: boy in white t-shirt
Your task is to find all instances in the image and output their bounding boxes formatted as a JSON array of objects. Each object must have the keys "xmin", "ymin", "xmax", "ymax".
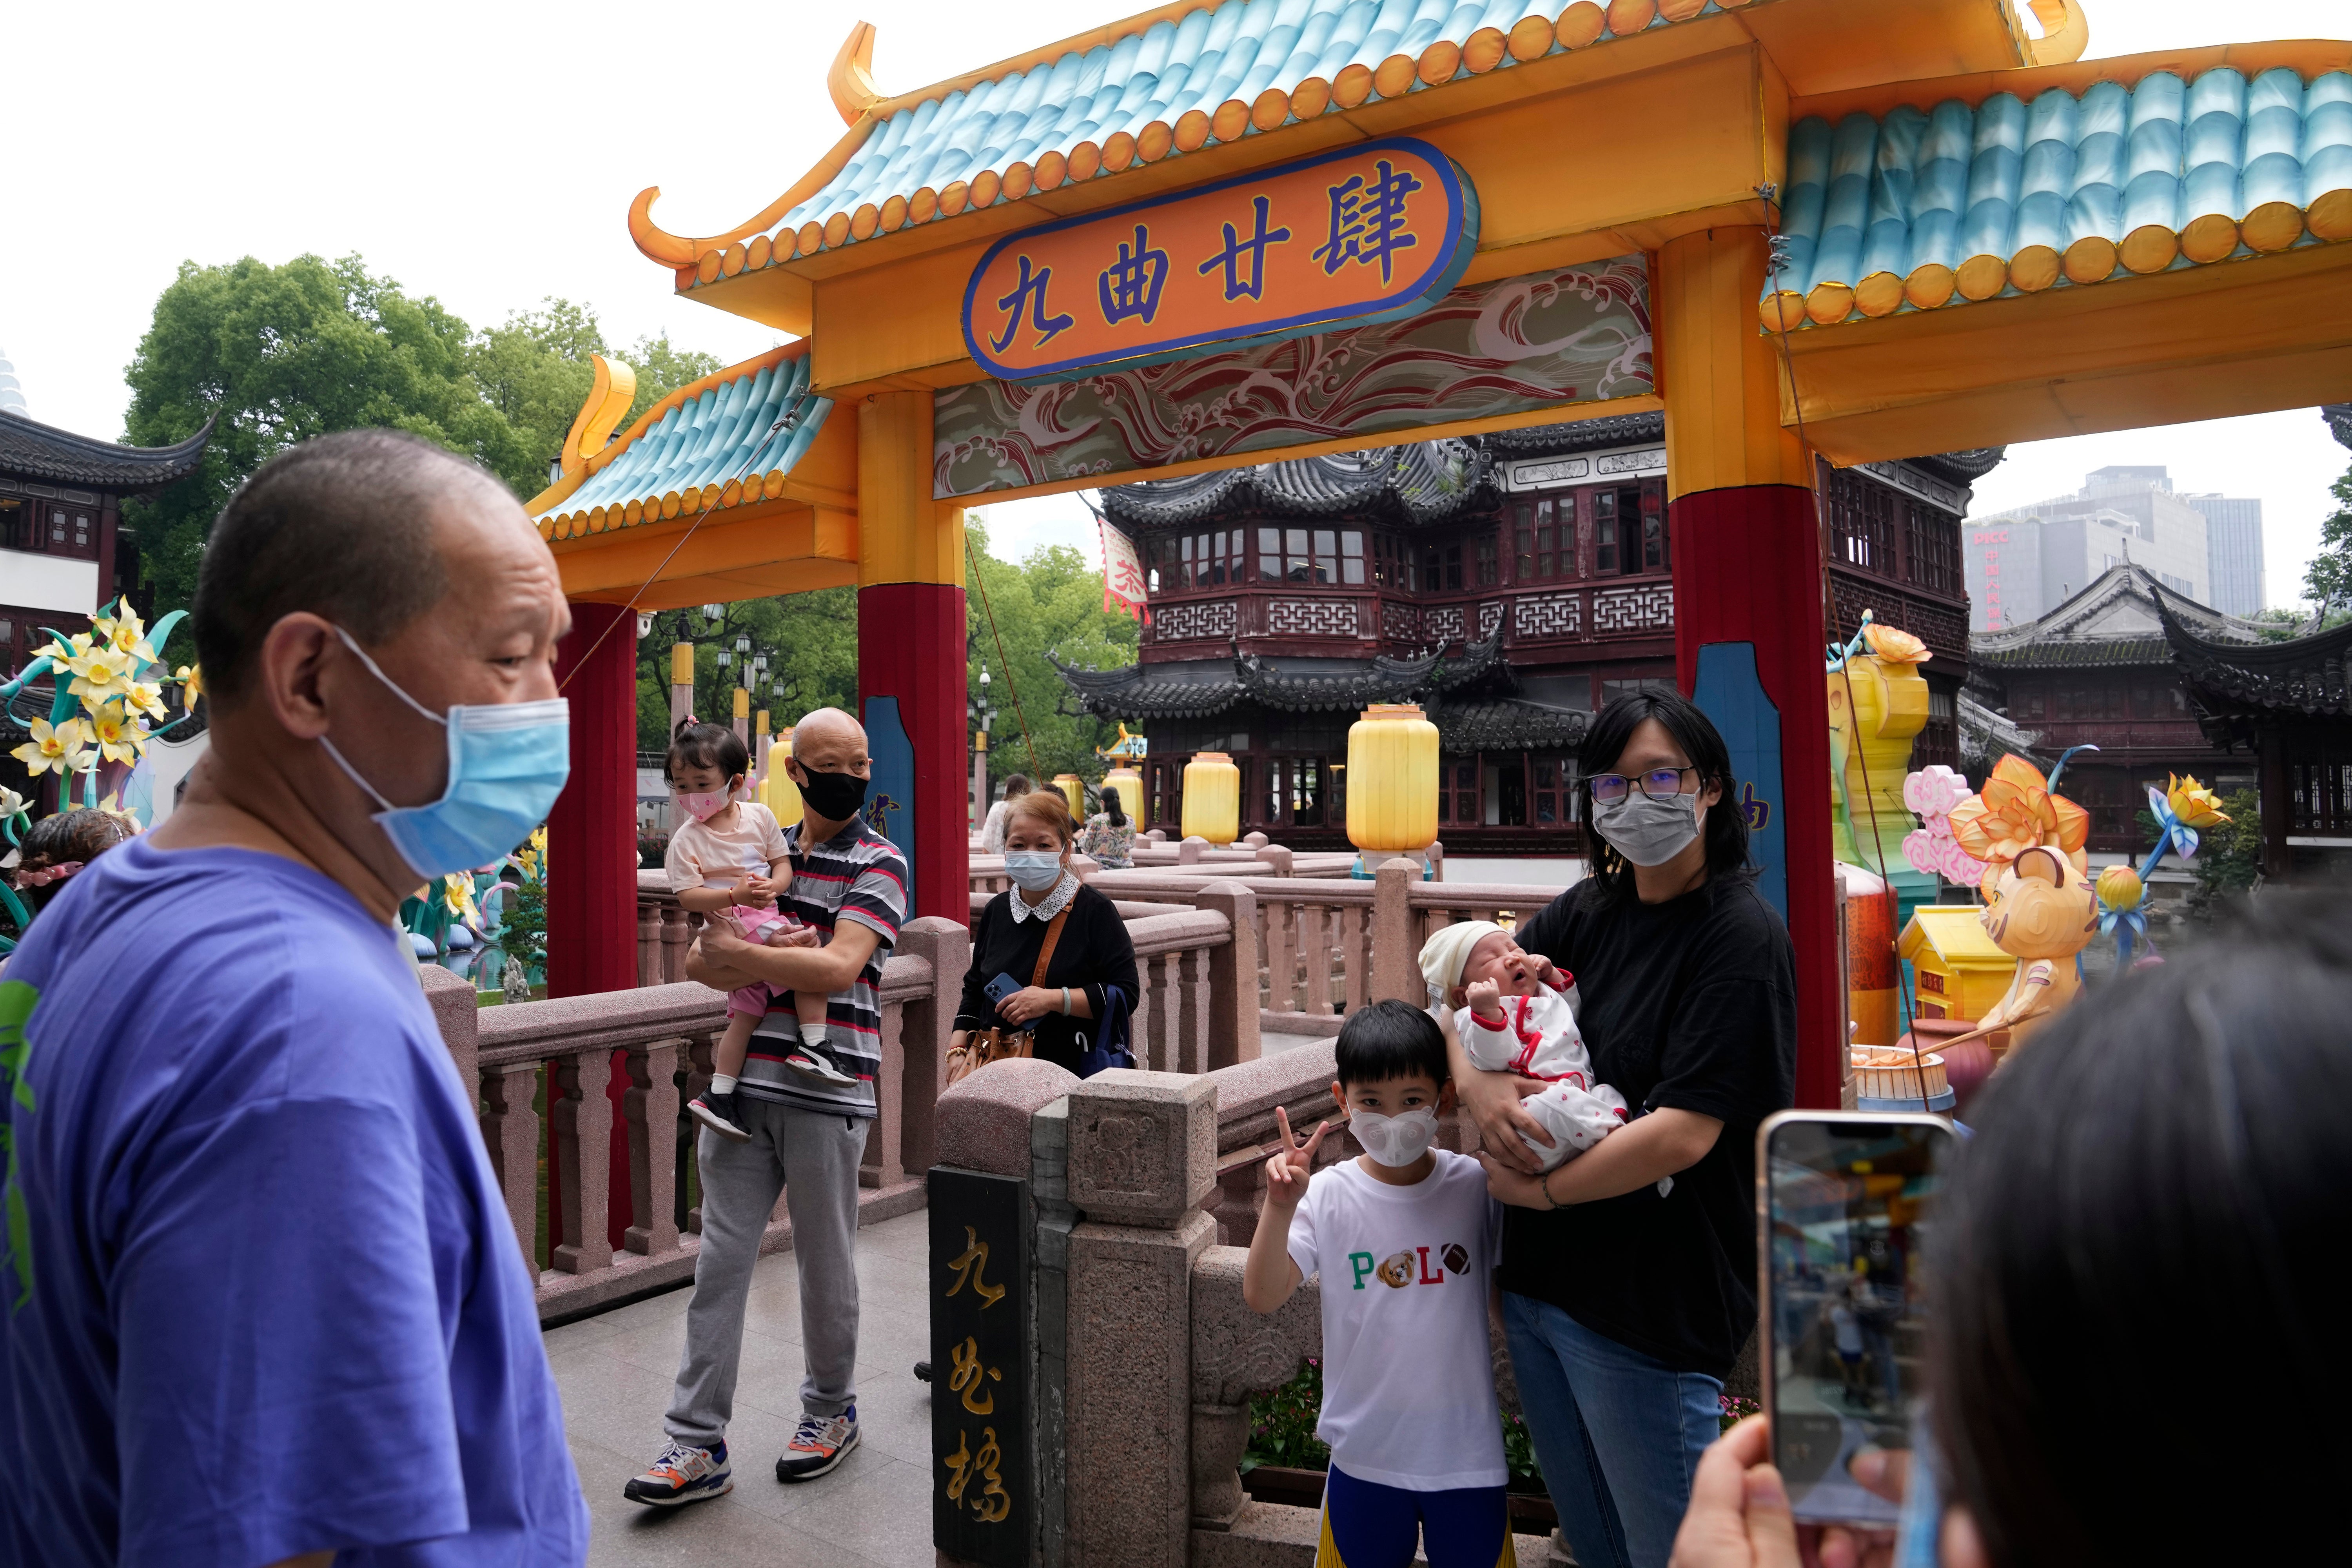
[{"xmin": 1243, "ymin": 1000, "xmax": 1515, "ymax": 1568}]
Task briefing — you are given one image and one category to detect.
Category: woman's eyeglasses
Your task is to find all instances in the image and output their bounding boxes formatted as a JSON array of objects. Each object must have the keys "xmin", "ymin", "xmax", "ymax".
[{"xmin": 1588, "ymin": 766, "xmax": 1697, "ymax": 803}]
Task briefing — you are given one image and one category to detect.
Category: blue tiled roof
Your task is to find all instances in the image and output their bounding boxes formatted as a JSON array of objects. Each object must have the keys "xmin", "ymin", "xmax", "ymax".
[
  {"xmin": 1765, "ymin": 65, "xmax": 2352, "ymax": 328},
  {"xmin": 535, "ymin": 350, "xmax": 831, "ymax": 540},
  {"xmin": 670, "ymin": 0, "xmax": 1794, "ymax": 281}
]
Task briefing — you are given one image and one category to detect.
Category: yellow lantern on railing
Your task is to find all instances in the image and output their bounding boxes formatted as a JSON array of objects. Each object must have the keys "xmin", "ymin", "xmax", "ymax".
[
  {"xmin": 1181, "ymin": 751, "xmax": 1241, "ymax": 844},
  {"xmin": 761, "ymin": 728, "xmax": 801, "ymax": 822},
  {"xmin": 1345, "ymin": 703, "xmax": 1439, "ymax": 855},
  {"xmin": 1053, "ymin": 773, "xmax": 1085, "ymax": 819},
  {"xmin": 1101, "ymin": 764, "xmax": 1143, "ymax": 821}
]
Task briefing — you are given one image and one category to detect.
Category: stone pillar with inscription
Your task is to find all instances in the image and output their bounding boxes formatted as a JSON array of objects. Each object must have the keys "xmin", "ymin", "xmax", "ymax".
[{"xmin": 1063, "ymin": 1069, "xmax": 1220, "ymax": 1568}]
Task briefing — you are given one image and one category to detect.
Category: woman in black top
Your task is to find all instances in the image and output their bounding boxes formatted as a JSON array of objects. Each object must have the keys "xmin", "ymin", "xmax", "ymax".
[
  {"xmin": 1452, "ymin": 691, "xmax": 1795, "ymax": 1568},
  {"xmin": 953, "ymin": 788, "xmax": 1139, "ymax": 1078}
]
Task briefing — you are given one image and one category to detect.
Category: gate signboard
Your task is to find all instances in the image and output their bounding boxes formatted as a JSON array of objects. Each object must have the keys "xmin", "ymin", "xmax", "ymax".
[
  {"xmin": 930, "ymin": 1168, "xmax": 1032, "ymax": 1565},
  {"xmin": 963, "ymin": 136, "xmax": 1477, "ymax": 382}
]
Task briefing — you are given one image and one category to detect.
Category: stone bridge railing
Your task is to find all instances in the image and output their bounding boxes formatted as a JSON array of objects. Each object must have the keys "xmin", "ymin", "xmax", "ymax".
[{"xmin": 428, "ymin": 915, "xmax": 968, "ymax": 1322}]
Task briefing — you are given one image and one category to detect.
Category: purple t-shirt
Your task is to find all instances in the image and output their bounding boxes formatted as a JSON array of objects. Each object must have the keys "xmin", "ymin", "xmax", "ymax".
[{"xmin": 0, "ymin": 840, "xmax": 587, "ymax": 1566}]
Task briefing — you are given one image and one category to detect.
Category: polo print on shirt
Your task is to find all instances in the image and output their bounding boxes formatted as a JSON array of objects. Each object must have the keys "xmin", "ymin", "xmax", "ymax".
[{"xmin": 1350, "ymin": 1241, "xmax": 1472, "ymax": 1289}]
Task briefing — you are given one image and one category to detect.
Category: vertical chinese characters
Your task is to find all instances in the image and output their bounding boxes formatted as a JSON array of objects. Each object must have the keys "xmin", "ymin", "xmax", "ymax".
[
  {"xmin": 937, "ymin": 1215, "xmax": 1016, "ymax": 1532},
  {"xmin": 1098, "ymin": 224, "xmax": 1171, "ymax": 326},
  {"xmin": 1198, "ymin": 194, "xmax": 1294, "ymax": 302},
  {"xmin": 1312, "ymin": 158, "xmax": 1425, "ymax": 284}
]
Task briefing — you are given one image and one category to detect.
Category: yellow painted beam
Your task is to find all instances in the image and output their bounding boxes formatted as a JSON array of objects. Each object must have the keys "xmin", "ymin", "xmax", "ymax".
[
  {"xmin": 553, "ymin": 498, "xmax": 858, "ymax": 601},
  {"xmin": 570, "ymin": 556, "xmax": 863, "ymax": 612},
  {"xmin": 1657, "ymin": 226, "xmax": 1811, "ymax": 499},
  {"xmin": 1779, "ymin": 238, "xmax": 2352, "ymax": 466},
  {"xmin": 857, "ymin": 390, "xmax": 965, "ymax": 587}
]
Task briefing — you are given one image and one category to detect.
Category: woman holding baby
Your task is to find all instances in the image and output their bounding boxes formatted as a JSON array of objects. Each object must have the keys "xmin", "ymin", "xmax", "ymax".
[{"xmin": 1446, "ymin": 690, "xmax": 1796, "ymax": 1568}]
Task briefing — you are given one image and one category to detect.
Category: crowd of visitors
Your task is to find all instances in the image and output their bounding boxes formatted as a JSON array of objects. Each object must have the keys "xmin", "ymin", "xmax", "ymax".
[{"xmin": 2, "ymin": 428, "xmax": 2342, "ymax": 1568}]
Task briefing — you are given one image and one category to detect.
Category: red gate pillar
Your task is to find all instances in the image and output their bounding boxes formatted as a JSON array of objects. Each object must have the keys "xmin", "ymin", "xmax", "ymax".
[
  {"xmin": 548, "ymin": 600, "xmax": 642, "ymax": 995},
  {"xmin": 856, "ymin": 390, "xmax": 970, "ymax": 924},
  {"xmin": 1659, "ymin": 226, "xmax": 1843, "ymax": 1109}
]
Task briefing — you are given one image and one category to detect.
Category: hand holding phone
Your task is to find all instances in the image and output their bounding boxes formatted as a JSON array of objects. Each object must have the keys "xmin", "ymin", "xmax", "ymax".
[
  {"xmin": 983, "ymin": 971, "xmax": 1023, "ymax": 1008},
  {"xmin": 1758, "ymin": 1110, "xmax": 1955, "ymax": 1532}
]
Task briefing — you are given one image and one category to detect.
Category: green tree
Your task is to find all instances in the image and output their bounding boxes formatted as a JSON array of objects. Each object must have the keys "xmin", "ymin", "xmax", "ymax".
[
  {"xmin": 119, "ymin": 253, "xmax": 728, "ymax": 615},
  {"xmin": 2301, "ymin": 461, "xmax": 2352, "ymax": 616}
]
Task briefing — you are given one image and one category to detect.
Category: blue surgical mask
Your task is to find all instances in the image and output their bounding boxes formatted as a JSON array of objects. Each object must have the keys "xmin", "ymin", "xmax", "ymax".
[
  {"xmin": 1004, "ymin": 851, "xmax": 1065, "ymax": 892},
  {"xmin": 318, "ymin": 626, "xmax": 570, "ymax": 880}
]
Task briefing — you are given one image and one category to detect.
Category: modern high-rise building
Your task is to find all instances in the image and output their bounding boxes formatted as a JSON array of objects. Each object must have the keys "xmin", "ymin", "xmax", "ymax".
[
  {"xmin": 2183, "ymin": 491, "xmax": 2265, "ymax": 616},
  {"xmin": 1965, "ymin": 465, "xmax": 2213, "ymax": 631}
]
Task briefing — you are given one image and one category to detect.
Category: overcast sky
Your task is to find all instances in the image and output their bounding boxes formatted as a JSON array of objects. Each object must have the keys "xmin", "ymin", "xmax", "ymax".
[{"xmin": 10, "ymin": 1, "xmax": 2347, "ymax": 603}]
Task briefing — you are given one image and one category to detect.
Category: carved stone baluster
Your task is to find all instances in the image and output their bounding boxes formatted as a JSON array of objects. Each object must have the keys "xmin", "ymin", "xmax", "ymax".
[
  {"xmin": 622, "ymin": 1037, "xmax": 682, "ymax": 1256},
  {"xmin": 660, "ymin": 905, "xmax": 691, "ymax": 984},
  {"xmin": 550, "ymin": 1049, "xmax": 613, "ymax": 1275},
  {"xmin": 481, "ymin": 1061, "xmax": 543, "ymax": 1274},
  {"xmin": 1264, "ymin": 898, "xmax": 1297, "ymax": 1015},
  {"xmin": 863, "ymin": 999, "xmax": 905, "ymax": 1190},
  {"xmin": 1302, "ymin": 903, "xmax": 1332, "ymax": 1017},
  {"xmin": 1176, "ymin": 946, "xmax": 1207, "ymax": 1074},
  {"xmin": 637, "ymin": 901, "xmax": 660, "ymax": 988},
  {"xmin": 682, "ymin": 1034, "xmax": 715, "ymax": 1235}
]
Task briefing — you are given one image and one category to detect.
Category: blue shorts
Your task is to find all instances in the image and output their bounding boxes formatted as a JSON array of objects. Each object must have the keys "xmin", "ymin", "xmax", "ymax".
[{"xmin": 1314, "ymin": 1464, "xmax": 1517, "ymax": 1568}]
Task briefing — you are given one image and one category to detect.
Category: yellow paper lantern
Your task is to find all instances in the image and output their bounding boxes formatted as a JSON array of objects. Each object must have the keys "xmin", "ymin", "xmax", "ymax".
[
  {"xmin": 761, "ymin": 728, "xmax": 801, "ymax": 821},
  {"xmin": 1101, "ymin": 764, "xmax": 1143, "ymax": 820},
  {"xmin": 1181, "ymin": 751, "xmax": 1241, "ymax": 844},
  {"xmin": 1840, "ymin": 655, "xmax": 1929, "ymax": 872},
  {"xmin": 1052, "ymin": 773, "xmax": 1085, "ymax": 819},
  {"xmin": 1345, "ymin": 703, "xmax": 1439, "ymax": 855}
]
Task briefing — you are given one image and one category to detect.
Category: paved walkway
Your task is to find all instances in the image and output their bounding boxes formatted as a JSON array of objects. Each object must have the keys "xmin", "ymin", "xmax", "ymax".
[{"xmin": 546, "ymin": 1209, "xmax": 938, "ymax": 1568}]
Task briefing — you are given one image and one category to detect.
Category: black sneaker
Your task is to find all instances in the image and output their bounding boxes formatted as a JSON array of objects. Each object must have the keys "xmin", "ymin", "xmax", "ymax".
[
  {"xmin": 776, "ymin": 1407, "xmax": 858, "ymax": 1482},
  {"xmin": 688, "ymin": 1090, "xmax": 753, "ymax": 1142},
  {"xmin": 623, "ymin": 1438, "xmax": 732, "ymax": 1506},
  {"xmin": 784, "ymin": 1047, "xmax": 857, "ymax": 1089}
]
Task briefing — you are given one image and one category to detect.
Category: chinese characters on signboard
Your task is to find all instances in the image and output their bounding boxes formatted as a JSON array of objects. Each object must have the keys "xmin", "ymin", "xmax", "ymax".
[
  {"xmin": 962, "ymin": 137, "xmax": 1477, "ymax": 382},
  {"xmin": 1100, "ymin": 521, "xmax": 1148, "ymax": 623},
  {"xmin": 930, "ymin": 1169, "xmax": 1031, "ymax": 1565}
]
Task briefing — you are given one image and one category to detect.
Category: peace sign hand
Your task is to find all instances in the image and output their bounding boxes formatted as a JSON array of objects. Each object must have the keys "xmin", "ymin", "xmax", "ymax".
[{"xmin": 1263, "ymin": 1105, "xmax": 1330, "ymax": 1214}]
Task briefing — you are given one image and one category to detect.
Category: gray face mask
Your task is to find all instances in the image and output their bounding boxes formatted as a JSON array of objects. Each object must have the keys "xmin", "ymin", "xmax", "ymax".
[{"xmin": 1592, "ymin": 789, "xmax": 1702, "ymax": 868}]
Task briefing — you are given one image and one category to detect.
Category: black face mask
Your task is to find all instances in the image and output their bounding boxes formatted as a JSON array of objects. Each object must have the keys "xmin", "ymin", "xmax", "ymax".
[{"xmin": 796, "ymin": 766, "xmax": 869, "ymax": 821}]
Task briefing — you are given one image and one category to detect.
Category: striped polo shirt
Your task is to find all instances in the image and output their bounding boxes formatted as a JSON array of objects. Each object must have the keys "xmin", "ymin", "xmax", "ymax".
[{"xmin": 742, "ymin": 812, "xmax": 908, "ymax": 1118}]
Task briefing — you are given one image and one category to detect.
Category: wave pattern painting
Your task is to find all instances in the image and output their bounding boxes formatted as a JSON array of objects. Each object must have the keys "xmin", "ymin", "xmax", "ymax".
[{"xmin": 933, "ymin": 256, "xmax": 1651, "ymax": 499}]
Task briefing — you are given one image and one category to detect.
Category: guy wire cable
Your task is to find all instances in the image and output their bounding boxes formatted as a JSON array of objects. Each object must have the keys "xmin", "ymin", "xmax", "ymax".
[
  {"xmin": 965, "ymin": 530, "xmax": 1042, "ymax": 782},
  {"xmin": 555, "ymin": 405, "xmax": 803, "ymax": 692},
  {"xmin": 1755, "ymin": 186, "xmax": 1932, "ymax": 1112}
]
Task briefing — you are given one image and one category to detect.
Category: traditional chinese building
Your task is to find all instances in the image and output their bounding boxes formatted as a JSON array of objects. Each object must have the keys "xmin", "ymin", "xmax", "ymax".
[
  {"xmin": 1058, "ymin": 412, "xmax": 1996, "ymax": 851},
  {"xmin": 1966, "ymin": 564, "xmax": 2271, "ymax": 853},
  {"xmin": 2, "ymin": 404, "xmax": 212, "ymax": 803}
]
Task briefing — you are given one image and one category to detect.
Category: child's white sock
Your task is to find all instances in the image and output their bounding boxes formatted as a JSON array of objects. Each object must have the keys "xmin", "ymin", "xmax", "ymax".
[
  {"xmin": 710, "ymin": 1073, "xmax": 739, "ymax": 1095},
  {"xmin": 799, "ymin": 1023, "xmax": 827, "ymax": 1047}
]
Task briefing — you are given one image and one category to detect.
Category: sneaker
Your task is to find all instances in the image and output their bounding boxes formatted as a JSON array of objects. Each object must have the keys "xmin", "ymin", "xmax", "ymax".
[
  {"xmin": 783, "ymin": 1047, "xmax": 858, "ymax": 1089},
  {"xmin": 775, "ymin": 1407, "xmax": 859, "ymax": 1483},
  {"xmin": 623, "ymin": 1439, "xmax": 732, "ymax": 1507},
  {"xmin": 688, "ymin": 1090, "xmax": 753, "ymax": 1142}
]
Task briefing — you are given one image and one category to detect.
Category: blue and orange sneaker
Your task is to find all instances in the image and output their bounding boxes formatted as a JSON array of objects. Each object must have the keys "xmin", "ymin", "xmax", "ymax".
[
  {"xmin": 623, "ymin": 1438, "xmax": 732, "ymax": 1506},
  {"xmin": 775, "ymin": 1407, "xmax": 858, "ymax": 1482}
]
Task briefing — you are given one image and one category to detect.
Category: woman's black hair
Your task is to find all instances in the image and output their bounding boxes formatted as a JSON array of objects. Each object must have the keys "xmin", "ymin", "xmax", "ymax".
[
  {"xmin": 1574, "ymin": 688, "xmax": 1749, "ymax": 897},
  {"xmin": 13, "ymin": 808, "xmax": 134, "ymax": 910},
  {"xmin": 1929, "ymin": 894, "xmax": 2352, "ymax": 1568},
  {"xmin": 1100, "ymin": 785, "xmax": 1126, "ymax": 826},
  {"xmin": 664, "ymin": 717, "xmax": 748, "ymax": 785},
  {"xmin": 1333, "ymin": 1000, "xmax": 1450, "ymax": 1089}
]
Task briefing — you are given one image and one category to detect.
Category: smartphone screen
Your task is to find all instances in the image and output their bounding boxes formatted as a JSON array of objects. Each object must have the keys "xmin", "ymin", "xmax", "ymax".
[{"xmin": 1761, "ymin": 1112, "xmax": 1955, "ymax": 1527}]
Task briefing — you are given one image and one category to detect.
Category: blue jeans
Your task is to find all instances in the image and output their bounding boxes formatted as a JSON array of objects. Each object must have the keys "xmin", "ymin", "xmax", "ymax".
[{"xmin": 1501, "ymin": 1292, "xmax": 1723, "ymax": 1568}]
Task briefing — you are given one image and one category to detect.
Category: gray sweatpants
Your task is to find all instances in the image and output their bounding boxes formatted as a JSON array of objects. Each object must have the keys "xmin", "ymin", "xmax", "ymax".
[{"xmin": 664, "ymin": 1097, "xmax": 869, "ymax": 1444}]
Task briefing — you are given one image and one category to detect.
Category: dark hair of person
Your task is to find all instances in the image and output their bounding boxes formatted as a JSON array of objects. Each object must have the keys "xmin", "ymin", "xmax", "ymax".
[
  {"xmin": 1929, "ymin": 895, "xmax": 2352, "ymax": 1568},
  {"xmin": 13, "ymin": 809, "xmax": 135, "ymax": 909},
  {"xmin": 1001, "ymin": 773, "xmax": 1034, "ymax": 799},
  {"xmin": 1575, "ymin": 688, "xmax": 1749, "ymax": 897},
  {"xmin": 1003, "ymin": 788, "xmax": 1076, "ymax": 847},
  {"xmin": 665, "ymin": 718, "xmax": 749, "ymax": 785},
  {"xmin": 1334, "ymin": 1000, "xmax": 1450, "ymax": 1089},
  {"xmin": 1100, "ymin": 785, "xmax": 1126, "ymax": 826},
  {"xmin": 193, "ymin": 429, "xmax": 507, "ymax": 707}
]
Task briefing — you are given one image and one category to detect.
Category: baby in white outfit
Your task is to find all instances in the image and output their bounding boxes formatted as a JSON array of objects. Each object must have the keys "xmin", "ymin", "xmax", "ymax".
[{"xmin": 1420, "ymin": 920, "xmax": 1641, "ymax": 1178}]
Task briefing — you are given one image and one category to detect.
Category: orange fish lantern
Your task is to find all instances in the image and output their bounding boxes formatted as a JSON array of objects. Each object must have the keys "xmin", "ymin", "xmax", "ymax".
[{"xmin": 1942, "ymin": 755, "xmax": 2099, "ymax": 1054}]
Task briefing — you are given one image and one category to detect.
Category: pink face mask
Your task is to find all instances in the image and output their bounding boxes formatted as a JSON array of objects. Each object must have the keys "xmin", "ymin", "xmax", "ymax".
[{"xmin": 673, "ymin": 780, "xmax": 740, "ymax": 822}]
